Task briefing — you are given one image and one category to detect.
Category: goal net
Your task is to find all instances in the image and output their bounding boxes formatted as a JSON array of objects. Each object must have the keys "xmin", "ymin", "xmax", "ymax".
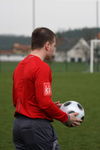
[{"xmin": 90, "ymin": 39, "xmax": 100, "ymax": 73}]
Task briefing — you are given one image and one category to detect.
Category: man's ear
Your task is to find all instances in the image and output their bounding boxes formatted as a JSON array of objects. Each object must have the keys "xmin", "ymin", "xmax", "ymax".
[{"xmin": 45, "ymin": 41, "xmax": 50, "ymax": 51}]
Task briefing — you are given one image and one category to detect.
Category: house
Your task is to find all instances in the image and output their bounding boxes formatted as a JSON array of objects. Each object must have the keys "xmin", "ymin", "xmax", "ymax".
[
  {"xmin": 12, "ymin": 43, "xmax": 31, "ymax": 54},
  {"xmin": 0, "ymin": 43, "xmax": 31, "ymax": 61},
  {"xmin": 54, "ymin": 38, "xmax": 90, "ymax": 62},
  {"xmin": 0, "ymin": 50, "xmax": 13, "ymax": 55},
  {"xmin": 66, "ymin": 38, "xmax": 90, "ymax": 62}
]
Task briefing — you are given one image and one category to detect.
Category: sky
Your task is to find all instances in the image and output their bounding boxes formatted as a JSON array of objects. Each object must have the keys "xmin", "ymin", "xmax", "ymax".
[{"xmin": 0, "ymin": 0, "xmax": 100, "ymax": 36}]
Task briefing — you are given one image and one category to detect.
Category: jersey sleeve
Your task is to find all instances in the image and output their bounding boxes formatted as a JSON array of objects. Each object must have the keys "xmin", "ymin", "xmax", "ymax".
[
  {"xmin": 12, "ymin": 71, "xmax": 16, "ymax": 107},
  {"xmin": 34, "ymin": 64, "xmax": 68, "ymax": 123}
]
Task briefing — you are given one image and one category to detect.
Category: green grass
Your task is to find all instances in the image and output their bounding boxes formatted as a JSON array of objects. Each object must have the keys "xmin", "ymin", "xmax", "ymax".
[
  {"xmin": 47, "ymin": 61, "xmax": 90, "ymax": 72},
  {"xmin": 52, "ymin": 72, "xmax": 100, "ymax": 150},
  {"xmin": 0, "ymin": 62, "xmax": 100, "ymax": 150}
]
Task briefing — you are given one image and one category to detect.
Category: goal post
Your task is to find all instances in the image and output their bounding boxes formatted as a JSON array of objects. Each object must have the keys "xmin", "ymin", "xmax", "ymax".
[{"xmin": 90, "ymin": 39, "xmax": 100, "ymax": 73}]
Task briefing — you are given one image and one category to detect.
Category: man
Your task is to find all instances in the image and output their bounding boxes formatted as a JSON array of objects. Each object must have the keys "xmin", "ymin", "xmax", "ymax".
[{"xmin": 12, "ymin": 27, "xmax": 81, "ymax": 150}]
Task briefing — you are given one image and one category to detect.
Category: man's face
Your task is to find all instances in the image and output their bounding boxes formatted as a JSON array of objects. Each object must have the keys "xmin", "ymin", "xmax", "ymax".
[{"xmin": 45, "ymin": 37, "xmax": 56, "ymax": 60}]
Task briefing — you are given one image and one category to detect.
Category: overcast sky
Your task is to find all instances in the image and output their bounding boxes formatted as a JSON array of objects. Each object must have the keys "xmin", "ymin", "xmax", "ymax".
[{"xmin": 0, "ymin": 0, "xmax": 100, "ymax": 36}]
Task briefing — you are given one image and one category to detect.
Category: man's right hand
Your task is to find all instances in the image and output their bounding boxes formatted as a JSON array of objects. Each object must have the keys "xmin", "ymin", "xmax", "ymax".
[{"xmin": 64, "ymin": 112, "xmax": 82, "ymax": 127}]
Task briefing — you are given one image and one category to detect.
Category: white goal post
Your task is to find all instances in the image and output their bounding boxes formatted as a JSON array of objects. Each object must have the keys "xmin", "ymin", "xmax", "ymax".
[{"xmin": 90, "ymin": 39, "xmax": 100, "ymax": 73}]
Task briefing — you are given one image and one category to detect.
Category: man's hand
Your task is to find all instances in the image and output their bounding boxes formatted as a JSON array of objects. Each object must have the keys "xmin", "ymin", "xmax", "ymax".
[
  {"xmin": 54, "ymin": 101, "xmax": 62, "ymax": 108},
  {"xmin": 64, "ymin": 112, "xmax": 82, "ymax": 127}
]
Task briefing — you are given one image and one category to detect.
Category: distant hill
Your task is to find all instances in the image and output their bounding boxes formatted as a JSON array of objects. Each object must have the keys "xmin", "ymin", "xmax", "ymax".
[
  {"xmin": 0, "ymin": 35, "xmax": 31, "ymax": 50},
  {"xmin": 56, "ymin": 27, "xmax": 100, "ymax": 51},
  {"xmin": 0, "ymin": 27, "xmax": 100, "ymax": 51}
]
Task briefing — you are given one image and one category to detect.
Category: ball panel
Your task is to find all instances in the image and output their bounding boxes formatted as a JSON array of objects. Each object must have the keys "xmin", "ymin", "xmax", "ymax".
[
  {"xmin": 77, "ymin": 103, "xmax": 83, "ymax": 110},
  {"xmin": 81, "ymin": 116, "xmax": 84, "ymax": 121},
  {"xmin": 64, "ymin": 102, "xmax": 71, "ymax": 106},
  {"xmin": 68, "ymin": 111, "xmax": 75, "ymax": 114}
]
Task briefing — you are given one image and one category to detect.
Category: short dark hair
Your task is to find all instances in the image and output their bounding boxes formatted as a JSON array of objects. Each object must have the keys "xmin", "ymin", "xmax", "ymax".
[{"xmin": 31, "ymin": 27, "xmax": 56, "ymax": 50}]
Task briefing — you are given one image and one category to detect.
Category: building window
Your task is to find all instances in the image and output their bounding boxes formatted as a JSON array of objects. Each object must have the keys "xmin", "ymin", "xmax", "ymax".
[
  {"xmin": 71, "ymin": 58, "xmax": 75, "ymax": 62},
  {"xmin": 77, "ymin": 58, "xmax": 82, "ymax": 62}
]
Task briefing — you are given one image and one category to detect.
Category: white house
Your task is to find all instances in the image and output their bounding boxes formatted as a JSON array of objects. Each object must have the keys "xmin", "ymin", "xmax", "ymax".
[{"xmin": 66, "ymin": 38, "xmax": 90, "ymax": 62}]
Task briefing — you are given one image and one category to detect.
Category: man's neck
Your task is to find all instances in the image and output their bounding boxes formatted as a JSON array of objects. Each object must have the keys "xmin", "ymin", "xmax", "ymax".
[{"xmin": 30, "ymin": 49, "xmax": 46, "ymax": 60}]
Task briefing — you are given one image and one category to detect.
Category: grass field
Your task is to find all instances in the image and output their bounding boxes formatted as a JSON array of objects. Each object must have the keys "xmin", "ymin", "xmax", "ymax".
[{"xmin": 0, "ymin": 62, "xmax": 100, "ymax": 150}]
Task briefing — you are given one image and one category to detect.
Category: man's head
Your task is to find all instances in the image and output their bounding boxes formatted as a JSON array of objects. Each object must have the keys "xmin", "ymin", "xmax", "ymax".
[{"xmin": 31, "ymin": 27, "xmax": 56, "ymax": 60}]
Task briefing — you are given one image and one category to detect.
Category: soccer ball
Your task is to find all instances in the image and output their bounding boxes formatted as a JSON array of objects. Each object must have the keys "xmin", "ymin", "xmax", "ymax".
[{"xmin": 60, "ymin": 100, "xmax": 85, "ymax": 121}]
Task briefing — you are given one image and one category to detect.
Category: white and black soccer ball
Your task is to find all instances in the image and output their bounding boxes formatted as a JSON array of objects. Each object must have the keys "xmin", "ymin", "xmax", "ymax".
[{"xmin": 60, "ymin": 100, "xmax": 85, "ymax": 121}]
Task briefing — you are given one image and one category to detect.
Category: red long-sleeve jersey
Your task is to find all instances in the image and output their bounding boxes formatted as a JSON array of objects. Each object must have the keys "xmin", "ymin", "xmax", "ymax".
[{"xmin": 12, "ymin": 54, "xmax": 68, "ymax": 123}]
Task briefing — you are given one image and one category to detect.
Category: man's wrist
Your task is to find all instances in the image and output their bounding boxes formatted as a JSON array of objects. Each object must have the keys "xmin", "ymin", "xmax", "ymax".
[{"xmin": 63, "ymin": 114, "xmax": 73, "ymax": 127}]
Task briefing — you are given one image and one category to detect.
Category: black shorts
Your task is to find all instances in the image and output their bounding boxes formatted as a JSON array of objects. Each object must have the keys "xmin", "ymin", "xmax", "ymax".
[{"xmin": 13, "ymin": 115, "xmax": 60, "ymax": 150}]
